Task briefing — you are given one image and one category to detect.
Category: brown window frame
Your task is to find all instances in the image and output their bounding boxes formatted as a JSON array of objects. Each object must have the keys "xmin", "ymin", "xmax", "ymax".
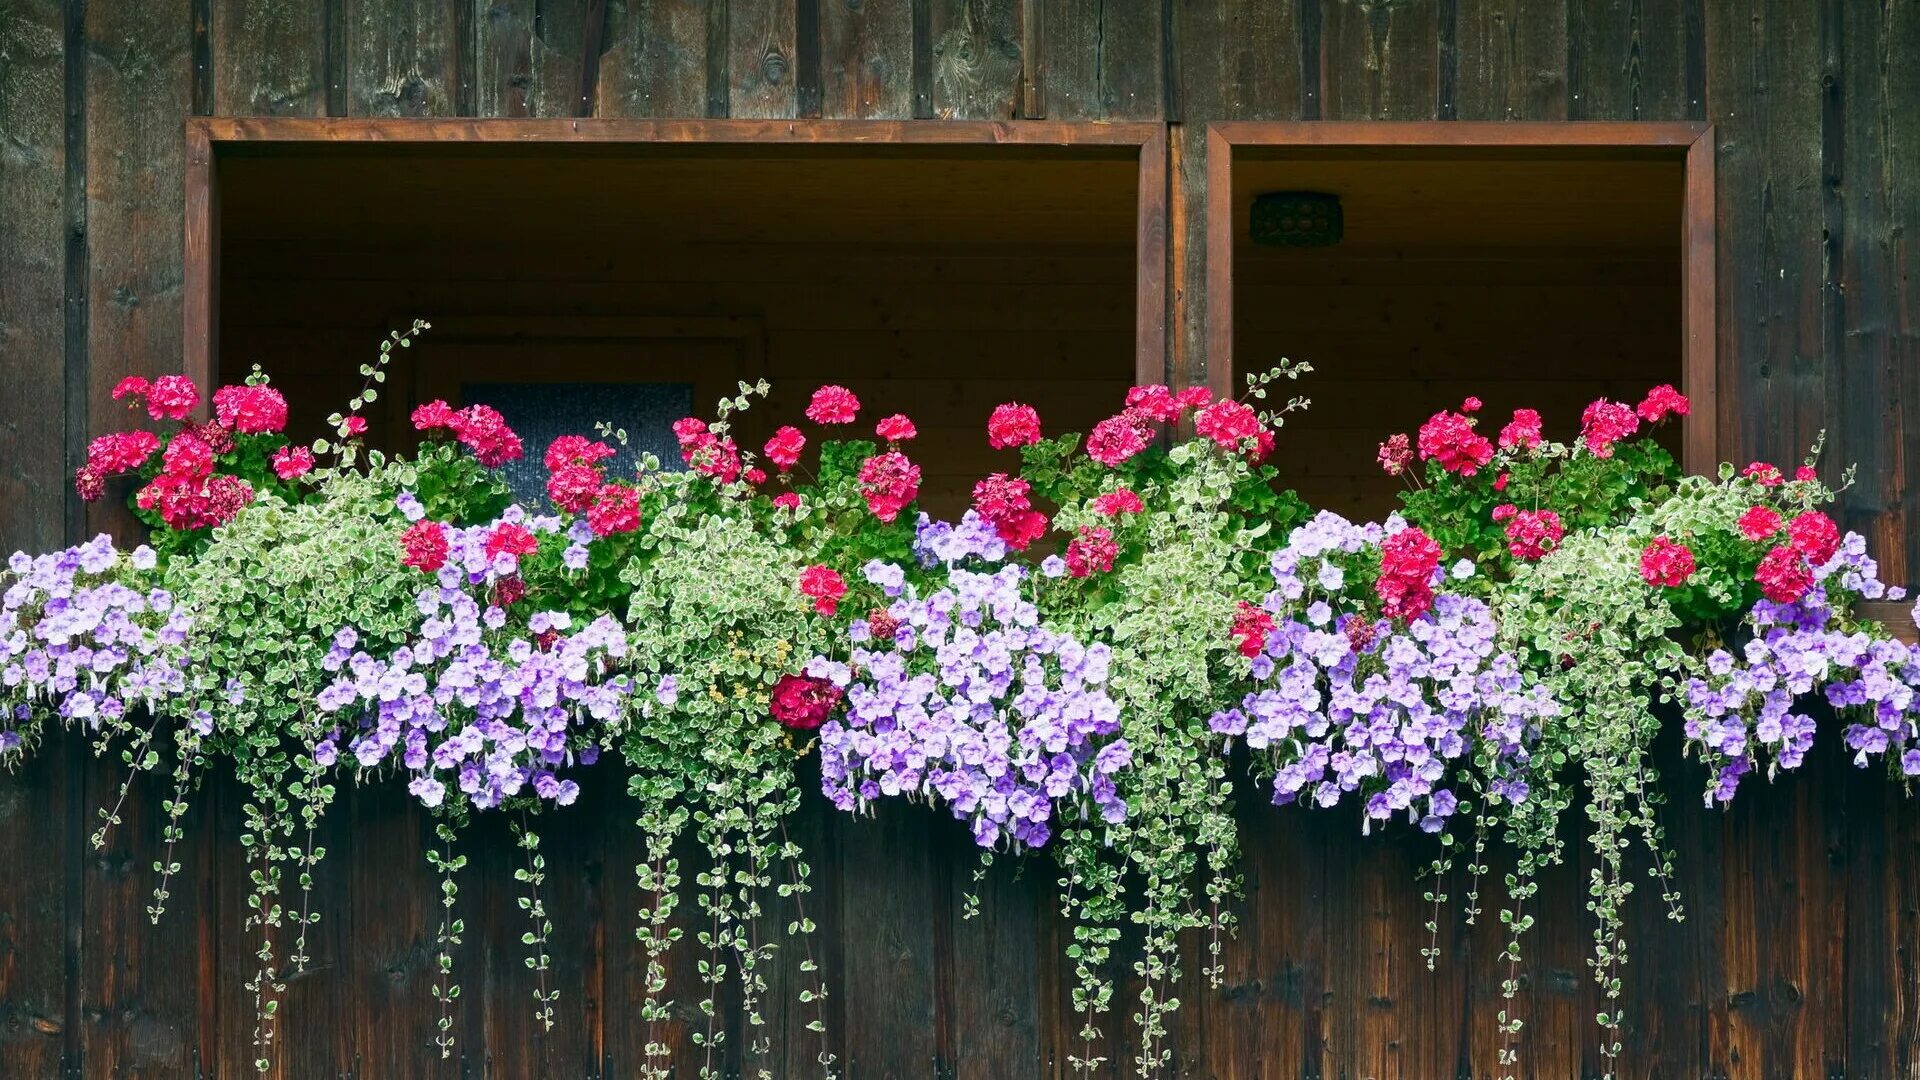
[
  {"xmin": 1200, "ymin": 121, "xmax": 1718, "ymax": 474},
  {"xmin": 182, "ymin": 117, "xmax": 1170, "ymax": 402}
]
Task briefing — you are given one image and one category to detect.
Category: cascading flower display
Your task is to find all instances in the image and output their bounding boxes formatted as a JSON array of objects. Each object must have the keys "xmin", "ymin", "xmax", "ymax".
[{"xmin": 813, "ymin": 533, "xmax": 1129, "ymax": 850}]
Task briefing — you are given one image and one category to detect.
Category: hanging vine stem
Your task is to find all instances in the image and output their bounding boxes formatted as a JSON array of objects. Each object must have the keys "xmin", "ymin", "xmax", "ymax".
[
  {"xmin": 238, "ymin": 770, "xmax": 292, "ymax": 1074},
  {"xmin": 636, "ymin": 810, "xmax": 685, "ymax": 1080},
  {"xmin": 512, "ymin": 814, "xmax": 556, "ymax": 1031},
  {"xmin": 426, "ymin": 815, "xmax": 467, "ymax": 1058},
  {"xmin": 150, "ymin": 726, "xmax": 204, "ymax": 922},
  {"xmin": 734, "ymin": 811, "xmax": 777, "ymax": 1076},
  {"xmin": 694, "ymin": 816, "xmax": 733, "ymax": 1080},
  {"xmin": 287, "ymin": 727, "xmax": 333, "ymax": 974},
  {"xmin": 778, "ymin": 819, "xmax": 836, "ymax": 1077},
  {"xmin": 90, "ymin": 709, "xmax": 166, "ymax": 851}
]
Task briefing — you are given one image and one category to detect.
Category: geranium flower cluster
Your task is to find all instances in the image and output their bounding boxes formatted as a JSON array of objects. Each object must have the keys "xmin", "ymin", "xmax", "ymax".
[
  {"xmin": 312, "ymin": 591, "xmax": 629, "ymax": 811},
  {"xmin": 541, "ymin": 435, "xmax": 641, "ymax": 537},
  {"xmin": 1214, "ymin": 512, "xmax": 1558, "ymax": 830},
  {"xmin": 1084, "ymin": 384, "xmax": 1212, "ymax": 467},
  {"xmin": 811, "ymin": 538, "xmax": 1129, "ymax": 850},
  {"xmin": 1, "ymin": 537, "xmax": 193, "ymax": 757},
  {"xmin": 1682, "ymin": 531, "xmax": 1916, "ymax": 803},
  {"xmin": 79, "ymin": 373, "xmax": 300, "ymax": 530},
  {"xmin": 414, "ymin": 400, "xmax": 525, "ymax": 468}
]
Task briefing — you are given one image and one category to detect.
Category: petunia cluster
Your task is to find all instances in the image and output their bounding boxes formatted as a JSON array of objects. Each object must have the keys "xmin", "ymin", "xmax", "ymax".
[
  {"xmin": 811, "ymin": 535, "xmax": 1129, "ymax": 850},
  {"xmin": 313, "ymin": 586, "xmax": 629, "ymax": 811},
  {"xmin": 1682, "ymin": 529, "xmax": 1916, "ymax": 803},
  {"xmin": 1, "ymin": 537, "xmax": 194, "ymax": 758},
  {"xmin": 1215, "ymin": 511, "xmax": 1559, "ymax": 831}
]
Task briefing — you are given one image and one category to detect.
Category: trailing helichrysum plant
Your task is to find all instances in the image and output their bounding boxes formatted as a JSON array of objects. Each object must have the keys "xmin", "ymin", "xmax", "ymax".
[
  {"xmin": 168, "ymin": 465, "xmax": 423, "ymax": 1070},
  {"xmin": 619, "ymin": 495, "xmax": 839, "ymax": 1080}
]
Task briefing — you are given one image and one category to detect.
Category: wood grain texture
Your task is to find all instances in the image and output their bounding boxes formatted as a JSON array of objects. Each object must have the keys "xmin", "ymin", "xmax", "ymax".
[
  {"xmin": 474, "ymin": 0, "xmax": 591, "ymax": 118},
  {"xmin": 210, "ymin": 0, "xmax": 328, "ymax": 116},
  {"xmin": 729, "ymin": 0, "xmax": 799, "ymax": 118},
  {"xmin": 1706, "ymin": 0, "xmax": 1824, "ymax": 488},
  {"xmin": 820, "ymin": 0, "xmax": 915, "ymax": 118},
  {"xmin": 344, "ymin": 0, "xmax": 460, "ymax": 116},
  {"xmin": 1173, "ymin": 0, "xmax": 1301, "ymax": 121},
  {"xmin": 1453, "ymin": 0, "xmax": 1567, "ymax": 120},
  {"xmin": 597, "ymin": 0, "xmax": 711, "ymax": 119},
  {"xmin": 1035, "ymin": 0, "xmax": 1163, "ymax": 120},
  {"xmin": 926, "ymin": 0, "xmax": 1023, "ymax": 120},
  {"xmin": 0, "ymin": 0, "xmax": 67, "ymax": 558},
  {"xmin": 1321, "ymin": 0, "xmax": 1442, "ymax": 120},
  {"xmin": 1568, "ymin": 0, "xmax": 1693, "ymax": 120}
]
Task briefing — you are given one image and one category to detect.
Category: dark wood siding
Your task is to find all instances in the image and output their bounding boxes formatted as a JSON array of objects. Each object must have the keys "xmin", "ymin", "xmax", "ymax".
[{"xmin": 2, "ymin": 1, "xmax": 1917, "ymax": 1076}]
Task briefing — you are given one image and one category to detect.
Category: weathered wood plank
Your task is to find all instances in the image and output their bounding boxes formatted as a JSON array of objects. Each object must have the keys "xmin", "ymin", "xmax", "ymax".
[
  {"xmin": 473, "ymin": 0, "xmax": 588, "ymax": 118},
  {"xmin": 211, "ymin": 0, "xmax": 328, "ymax": 116},
  {"xmin": 1706, "ymin": 0, "xmax": 1824, "ymax": 495},
  {"xmin": 344, "ymin": 0, "xmax": 461, "ymax": 117},
  {"xmin": 730, "ymin": 0, "xmax": 799, "ymax": 119},
  {"xmin": 819, "ymin": 0, "xmax": 914, "ymax": 119},
  {"xmin": 926, "ymin": 0, "xmax": 1023, "ymax": 120},
  {"xmin": 835, "ymin": 809, "xmax": 942, "ymax": 1076},
  {"xmin": 1321, "ymin": 0, "xmax": 1442, "ymax": 121},
  {"xmin": 596, "ymin": 0, "xmax": 711, "ymax": 119},
  {"xmin": 0, "ymin": 748, "xmax": 72, "ymax": 1079},
  {"xmin": 1568, "ymin": 0, "xmax": 1691, "ymax": 120},
  {"xmin": 1172, "ymin": 0, "xmax": 1301, "ymax": 121},
  {"xmin": 1454, "ymin": 0, "xmax": 1567, "ymax": 120},
  {"xmin": 1036, "ymin": 0, "xmax": 1163, "ymax": 120},
  {"xmin": 0, "ymin": 0, "xmax": 67, "ymax": 559}
]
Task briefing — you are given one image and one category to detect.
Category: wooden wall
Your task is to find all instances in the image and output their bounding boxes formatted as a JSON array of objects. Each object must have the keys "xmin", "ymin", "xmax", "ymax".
[{"xmin": 1, "ymin": 1, "xmax": 1918, "ymax": 1076}]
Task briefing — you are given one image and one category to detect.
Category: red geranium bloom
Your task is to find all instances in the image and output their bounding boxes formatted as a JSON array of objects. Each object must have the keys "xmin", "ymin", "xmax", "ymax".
[
  {"xmin": 450, "ymin": 405, "xmax": 521, "ymax": 467},
  {"xmin": 212, "ymin": 384, "xmax": 288, "ymax": 434},
  {"xmin": 772, "ymin": 492, "xmax": 802, "ymax": 511},
  {"xmin": 1175, "ymin": 386, "xmax": 1212, "ymax": 412},
  {"xmin": 986, "ymin": 402, "xmax": 1042, "ymax": 449},
  {"xmin": 111, "ymin": 376, "xmax": 150, "ymax": 405},
  {"xmin": 86, "ymin": 430, "xmax": 161, "ymax": 475},
  {"xmin": 874, "ymin": 414, "xmax": 917, "ymax": 442},
  {"xmin": 1639, "ymin": 536, "xmax": 1696, "ymax": 588},
  {"xmin": 1795, "ymin": 465, "xmax": 1818, "ymax": 483},
  {"xmin": 271, "ymin": 445, "xmax": 315, "ymax": 481},
  {"xmin": 867, "ymin": 608, "xmax": 902, "ymax": 642},
  {"xmin": 494, "ymin": 576, "xmax": 527, "ymax": 607},
  {"xmin": 1756, "ymin": 545, "xmax": 1815, "ymax": 603},
  {"xmin": 146, "ymin": 375, "xmax": 200, "ymax": 422},
  {"xmin": 1737, "ymin": 505, "xmax": 1783, "ymax": 542},
  {"xmin": 1493, "ymin": 472, "xmax": 1510, "ymax": 492},
  {"xmin": 1377, "ymin": 433, "xmax": 1413, "ymax": 477},
  {"xmin": 1194, "ymin": 399, "xmax": 1262, "ymax": 449},
  {"xmin": 161, "ymin": 432, "xmax": 215, "ymax": 480},
  {"xmin": 1786, "ymin": 510, "xmax": 1839, "ymax": 565},
  {"xmin": 1085, "ymin": 408, "xmax": 1153, "ymax": 467},
  {"xmin": 1498, "ymin": 409, "xmax": 1543, "ymax": 451},
  {"xmin": 343, "ymin": 415, "xmax": 369, "ymax": 437},
  {"xmin": 1741, "ymin": 462, "xmax": 1784, "ymax": 487},
  {"xmin": 1231, "ymin": 601, "xmax": 1276, "ymax": 659},
  {"xmin": 586, "ymin": 483, "xmax": 641, "ymax": 537},
  {"xmin": 745, "ymin": 467, "xmax": 766, "ymax": 485},
  {"xmin": 1091, "ymin": 488, "xmax": 1144, "ymax": 516},
  {"xmin": 798, "ymin": 564, "xmax": 847, "ymax": 616},
  {"xmin": 1377, "ymin": 527, "xmax": 1442, "ymax": 620},
  {"xmin": 689, "ymin": 437, "xmax": 743, "ymax": 484},
  {"xmin": 857, "ymin": 450, "xmax": 921, "ymax": 523},
  {"xmin": 1416, "ymin": 408, "xmax": 1494, "ymax": 476},
  {"xmin": 1579, "ymin": 398, "xmax": 1640, "ymax": 459},
  {"xmin": 73, "ymin": 464, "xmax": 105, "ymax": 502},
  {"xmin": 547, "ymin": 461, "xmax": 604, "ymax": 513},
  {"xmin": 764, "ymin": 426, "xmax": 806, "ymax": 471},
  {"xmin": 805, "ymin": 385, "xmax": 861, "ymax": 425},
  {"xmin": 1503, "ymin": 509, "xmax": 1564, "ymax": 561},
  {"xmin": 412, "ymin": 399, "xmax": 456, "ymax": 431},
  {"xmin": 401, "ymin": 519, "xmax": 450, "ymax": 572},
  {"xmin": 1065, "ymin": 526, "xmax": 1118, "ymax": 578},
  {"xmin": 771, "ymin": 674, "xmax": 843, "ymax": 731},
  {"xmin": 997, "ymin": 510, "xmax": 1049, "ymax": 550},
  {"xmin": 544, "ymin": 434, "xmax": 615, "ymax": 472},
  {"xmin": 485, "ymin": 522, "xmax": 539, "ymax": 560},
  {"xmin": 1125, "ymin": 385, "xmax": 1182, "ymax": 422},
  {"xmin": 1636, "ymin": 384, "xmax": 1690, "ymax": 423}
]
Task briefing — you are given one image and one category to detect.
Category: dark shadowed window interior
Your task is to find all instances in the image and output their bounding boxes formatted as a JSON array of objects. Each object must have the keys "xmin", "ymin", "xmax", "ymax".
[{"xmin": 463, "ymin": 381, "xmax": 692, "ymax": 505}]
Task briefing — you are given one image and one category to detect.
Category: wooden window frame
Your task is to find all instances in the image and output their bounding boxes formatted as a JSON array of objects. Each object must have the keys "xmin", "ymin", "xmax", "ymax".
[
  {"xmin": 183, "ymin": 116, "xmax": 1170, "ymax": 402},
  {"xmin": 1201, "ymin": 121, "xmax": 1718, "ymax": 474}
]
